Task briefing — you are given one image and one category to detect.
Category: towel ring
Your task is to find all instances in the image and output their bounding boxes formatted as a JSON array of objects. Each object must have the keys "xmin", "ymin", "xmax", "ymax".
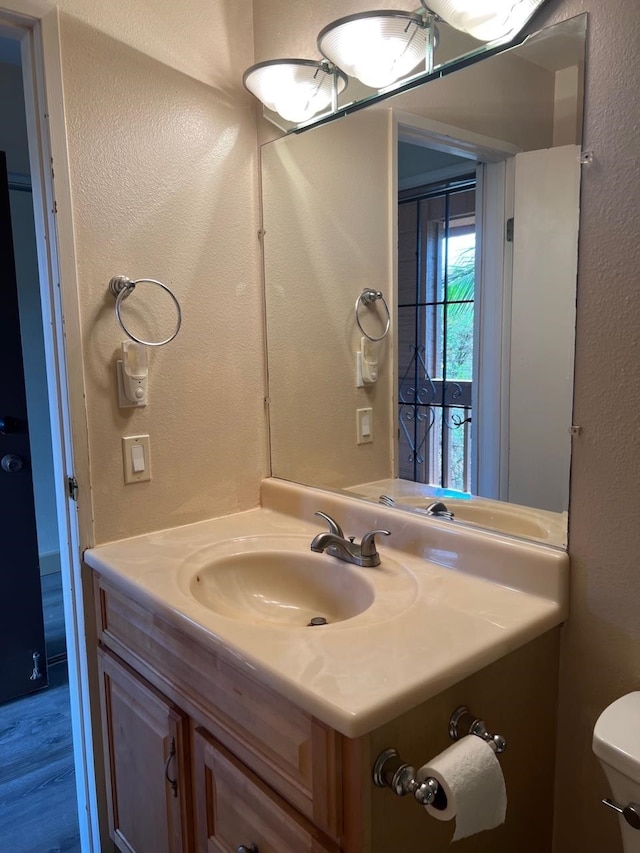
[
  {"xmin": 108, "ymin": 275, "xmax": 182, "ymax": 346},
  {"xmin": 355, "ymin": 288, "xmax": 390, "ymax": 342}
]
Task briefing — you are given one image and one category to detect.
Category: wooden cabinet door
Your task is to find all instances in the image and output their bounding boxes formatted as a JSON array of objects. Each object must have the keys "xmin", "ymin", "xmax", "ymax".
[
  {"xmin": 193, "ymin": 728, "xmax": 339, "ymax": 853},
  {"xmin": 98, "ymin": 649, "xmax": 191, "ymax": 853}
]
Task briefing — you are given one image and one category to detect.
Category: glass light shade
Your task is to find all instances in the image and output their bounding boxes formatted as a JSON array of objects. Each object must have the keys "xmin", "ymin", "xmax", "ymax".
[
  {"xmin": 243, "ymin": 60, "xmax": 346, "ymax": 123},
  {"xmin": 318, "ymin": 12, "xmax": 428, "ymax": 90},
  {"xmin": 424, "ymin": 0, "xmax": 547, "ymax": 42}
]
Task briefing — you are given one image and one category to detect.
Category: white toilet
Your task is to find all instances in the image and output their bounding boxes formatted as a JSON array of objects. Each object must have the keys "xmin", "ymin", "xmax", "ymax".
[{"xmin": 593, "ymin": 692, "xmax": 640, "ymax": 851}]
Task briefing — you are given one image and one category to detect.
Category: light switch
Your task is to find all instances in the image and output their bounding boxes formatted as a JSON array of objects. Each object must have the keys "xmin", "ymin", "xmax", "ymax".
[
  {"xmin": 356, "ymin": 407, "xmax": 373, "ymax": 445},
  {"xmin": 131, "ymin": 444, "xmax": 145, "ymax": 473},
  {"xmin": 122, "ymin": 435, "xmax": 151, "ymax": 483}
]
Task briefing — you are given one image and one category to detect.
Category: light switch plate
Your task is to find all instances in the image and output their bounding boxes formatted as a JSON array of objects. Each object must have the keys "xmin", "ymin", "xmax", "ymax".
[
  {"xmin": 356, "ymin": 407, "xmax": 373, "ymax": 445},
  {"xmin": 122, "ymin": 434, "xmax": 151, "ymax": 483}
]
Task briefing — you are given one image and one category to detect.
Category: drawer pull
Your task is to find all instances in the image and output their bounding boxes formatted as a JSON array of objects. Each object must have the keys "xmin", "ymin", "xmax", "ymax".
[
  {"xmin": 164, "ymin": 737, "xmax": 178, "ymax": 798},
  {"xmin": 236, "ymin": 845, "xmax": 258, "ymax": 853}
]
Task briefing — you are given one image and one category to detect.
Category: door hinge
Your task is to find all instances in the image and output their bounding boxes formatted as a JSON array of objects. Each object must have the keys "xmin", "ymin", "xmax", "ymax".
[
  {"xmin": 67, "ymin": 476, "xmax": 79, "ymax": 501},
  {"xmin": 506, "ymin": 217, "xmax": 514, "ymax": 243}
]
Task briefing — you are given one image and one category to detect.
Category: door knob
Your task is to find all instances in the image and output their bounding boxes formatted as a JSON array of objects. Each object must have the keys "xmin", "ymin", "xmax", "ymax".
[
  {"xmin": 0, "ymin": 415, "xmax": 21, "ymax": 434},
  {"xmin": 1, "ymin": 454, "xmax": 24, "ymax": 473},
  {"xmin": 236, "ymin": 845, "xmax": 259, "ymax": 853}
]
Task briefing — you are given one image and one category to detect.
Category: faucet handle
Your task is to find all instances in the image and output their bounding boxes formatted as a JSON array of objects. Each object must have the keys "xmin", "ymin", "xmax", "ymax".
[
  {"xmin": 314, "ymin": 511, "xmax": 345, "ymax": 538},
  {"xmin": 360, "ymin": 529, "xmax": 391, "ymax": 557}
]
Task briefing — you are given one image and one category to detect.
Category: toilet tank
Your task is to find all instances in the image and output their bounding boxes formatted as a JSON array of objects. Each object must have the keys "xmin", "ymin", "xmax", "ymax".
[
  {"xmin": 593, "ymin": 692, "xmax": 640, "ymax": 851},
  {"xmin": 593, "ymin": 692, "xmax": 640, "ymax": 785}
]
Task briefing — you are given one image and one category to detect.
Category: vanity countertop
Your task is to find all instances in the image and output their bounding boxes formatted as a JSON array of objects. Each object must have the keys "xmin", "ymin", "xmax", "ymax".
[{"xmin": 84, "ymin": 478, "xmax": 569, "ymax": 738}]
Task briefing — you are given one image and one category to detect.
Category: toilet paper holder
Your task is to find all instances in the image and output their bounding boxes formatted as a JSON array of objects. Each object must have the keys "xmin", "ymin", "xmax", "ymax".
[
  {"xmin": 372, "ymin": 705, "xmax": 506, "ymax": 807},
  {"xmin": 449, "ymin": 705, "xmax": 507, "ymax": 754}
]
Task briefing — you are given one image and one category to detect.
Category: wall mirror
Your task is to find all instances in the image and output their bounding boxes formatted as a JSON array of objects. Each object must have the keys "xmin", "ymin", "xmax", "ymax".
[{"xmin": 262, "ymin": 15, "xmax": 586, "ymax": 550}]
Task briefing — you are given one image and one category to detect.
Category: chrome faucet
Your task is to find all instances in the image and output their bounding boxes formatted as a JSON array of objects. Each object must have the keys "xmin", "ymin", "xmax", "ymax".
[
  {"xmin": 379, "ymin": 494, "xmax": 455, "ymax": 519},
  {"xmin": 310, "ymin": 511, "xmax": 390, "ymax": 568},
  {"xmin": 425, "ymin": 500, "xmax": 455, "ymax": 519}
]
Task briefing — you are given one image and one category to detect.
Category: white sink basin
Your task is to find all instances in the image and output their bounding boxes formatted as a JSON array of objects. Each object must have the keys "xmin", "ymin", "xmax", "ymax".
[
  {"xmin": 186, "ymin": 550, "xmax": 374, "ymax": 627},
  {"xmin": 177, "ymin": 535, "xmax": 382, "ymax": 627}
]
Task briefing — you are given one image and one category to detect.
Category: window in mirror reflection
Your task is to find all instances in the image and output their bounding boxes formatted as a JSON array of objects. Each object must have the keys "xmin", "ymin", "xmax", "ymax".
[{"xmin": 398, "ymin": 177, "xmax": 476, "ymax": 494}]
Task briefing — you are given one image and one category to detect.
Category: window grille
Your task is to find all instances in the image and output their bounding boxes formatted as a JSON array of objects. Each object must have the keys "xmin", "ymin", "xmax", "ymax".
[{"xmin": 398, "ymin": 178, "xmax": 476, "ymax": 492}]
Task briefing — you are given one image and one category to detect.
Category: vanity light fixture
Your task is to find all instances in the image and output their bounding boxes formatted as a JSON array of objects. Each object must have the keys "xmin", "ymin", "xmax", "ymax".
[
  {"xmin": 421, "ymin": 0, "xmax": 549, "ymax": 42},
  {"xmin": 317, "ymin": 10, "xmax": 436, "ymax": 91},
  {"xmin": 243, "ymin": 1, "xmax": 549, "ymax": 128},
  {"xmin": 242, "ymin": 59, "xmax": 347, "ymax": 123}
]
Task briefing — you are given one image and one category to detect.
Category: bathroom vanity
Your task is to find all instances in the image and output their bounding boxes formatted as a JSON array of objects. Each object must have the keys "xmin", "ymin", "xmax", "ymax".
[{"xmin": 86, "ymin": 479, "xmax": 568, "ymax": 853}]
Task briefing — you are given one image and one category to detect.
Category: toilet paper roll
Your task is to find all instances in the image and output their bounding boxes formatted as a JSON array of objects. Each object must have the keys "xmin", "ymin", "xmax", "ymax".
[{"xmin": 417, "ymin": 735, "xmax": 507, "ymax": 841}]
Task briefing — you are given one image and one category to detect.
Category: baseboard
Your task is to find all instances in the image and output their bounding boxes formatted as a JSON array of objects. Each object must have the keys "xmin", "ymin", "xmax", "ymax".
[{"xmin": 40, "ymin": 551, "xmax": 61, "ymax": 576}]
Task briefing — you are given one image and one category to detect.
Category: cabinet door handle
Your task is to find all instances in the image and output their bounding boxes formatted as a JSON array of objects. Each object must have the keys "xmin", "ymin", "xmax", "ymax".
[
  {"xmin": 164, "ymin": 736, "xmax": 178, "ymax": 798},
  {"xmin": 236, "ymin": 845, "xmax": 259, "ymax": 853}
]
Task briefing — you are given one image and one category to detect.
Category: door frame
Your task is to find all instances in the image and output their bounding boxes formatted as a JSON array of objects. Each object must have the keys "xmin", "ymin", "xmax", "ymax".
[
  {"xmin": 391, "ymin": 110, "xmax": 520, "ymax": 497},
  {"xmin": 0, "ymin": 6, "xmax": 100, "ymax": 850}
]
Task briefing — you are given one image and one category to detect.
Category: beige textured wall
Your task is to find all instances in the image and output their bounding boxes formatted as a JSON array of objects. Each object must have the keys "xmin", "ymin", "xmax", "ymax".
[
  {"xmin": 56, "ymin": 6, "xmax": 266, "ymax": 543},
  {"xmin": 24, "ymin": 0, "xmax": 245, "ymax": 87},
  {"xmin": 530, "ymin": 3, "xmax": 640, "ymax": 850},
  {"xmin": 256, "ymin": 1, "xmax": 640, "ymax": 851},
  {"xmin": 263, "ymin": 108, "xmax": 393, "ymax": 489}
]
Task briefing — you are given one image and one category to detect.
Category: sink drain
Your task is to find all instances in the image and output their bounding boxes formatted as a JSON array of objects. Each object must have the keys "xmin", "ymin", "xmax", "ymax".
[{"xmin": 307, "ymin": 616, "xmax": 328, "ymax": 627}]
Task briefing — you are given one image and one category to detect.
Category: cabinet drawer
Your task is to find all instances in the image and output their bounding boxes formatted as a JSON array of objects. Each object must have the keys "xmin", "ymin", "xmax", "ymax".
[
  {"xmin": 193, "ymin": 727, "xmax": 339, "ymax": 853},
  {"xmin": 95, "ymin": 576, "xmax": 342, "ymax": 837}
]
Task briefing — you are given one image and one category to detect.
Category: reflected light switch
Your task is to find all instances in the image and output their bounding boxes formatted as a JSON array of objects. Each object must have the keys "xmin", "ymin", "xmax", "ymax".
[
  {"xmin": 356, "ymin": 407, "xmax": 373, "ymax": 445},
  {"xmin": 122, "ymin": 435, "xmax": 151, "ymax": 483}
]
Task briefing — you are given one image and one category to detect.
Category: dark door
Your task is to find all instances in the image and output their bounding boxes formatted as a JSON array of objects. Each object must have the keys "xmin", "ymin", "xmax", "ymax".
[{"xmin": 0, "ymin": 150, "xmax": 48, "ymax": 702}]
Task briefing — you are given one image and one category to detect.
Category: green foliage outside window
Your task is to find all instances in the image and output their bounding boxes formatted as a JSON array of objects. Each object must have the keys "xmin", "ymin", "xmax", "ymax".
[{"xmin": 445, "ymin": 242, "xmax": 475, "ymax": 381}]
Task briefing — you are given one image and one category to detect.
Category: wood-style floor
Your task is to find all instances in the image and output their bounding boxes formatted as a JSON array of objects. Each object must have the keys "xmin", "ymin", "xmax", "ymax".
[
  {"xmin": 42, "ymin": 572, "xmax": 67, "ymax": 663},
  {"xmin": 0, "ymin": 573, "xmax": 80, "ymax": 852}
]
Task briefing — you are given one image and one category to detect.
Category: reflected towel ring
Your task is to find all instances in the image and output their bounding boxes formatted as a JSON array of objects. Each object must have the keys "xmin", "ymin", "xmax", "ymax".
[
  {"xmin": 108, "ymin": 275, "xmax": 182, "ymax": 346},
  {"xmin": 355, "ymin": 288, "xmax": 390, "ymax": 341}
]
